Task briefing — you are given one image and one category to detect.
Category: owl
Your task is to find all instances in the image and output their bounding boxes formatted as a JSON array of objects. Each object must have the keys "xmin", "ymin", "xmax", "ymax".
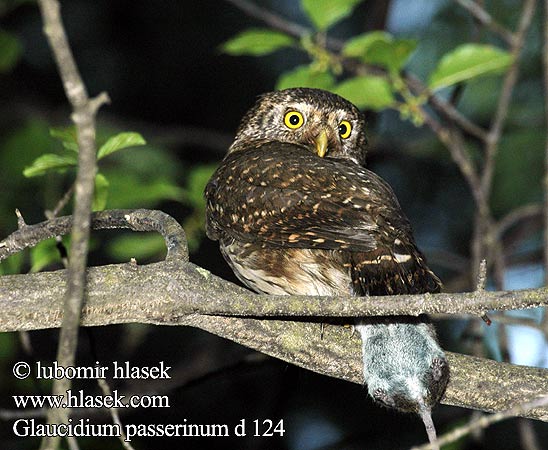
[{"xmin": 205, "ymin": 88, "xmax": 448, "ymax": 444}]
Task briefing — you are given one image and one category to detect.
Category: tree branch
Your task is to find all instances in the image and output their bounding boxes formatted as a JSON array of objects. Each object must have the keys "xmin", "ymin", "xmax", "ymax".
[
  {"xmin": 1, "ymin": 209, "xmax": 188, "ymax": 264},
  {"xmin": 36, "ymin": 1, "xmax": 109, "ymax": 448},
  {"xmin": 1, "ymin": 261, "xmax": 547, "ymax": 421},
  {"xmin": 223, "ymin": 0, "xmax": 487, "ymax": 145},
  {"xmin": 453, "ymin": 0, "xmax": 515, "ymax": 45},
  {"xmin": 2, "ymin": 210, "xmax": 548, "ymax": 322},
  {"xmin": 470, "ymin": 0, "xmax": 536, "ymax": 283},
  {"xmin": 224, "ymin": 0, "xmax": 310, "ymax": 40},
  {"xmin": 412, "ymin": 395, "xmax": 548, "ymax": 450},
  {"xmin": 482, "ymin": 0, "xmax": 536, "ymax": 197},
  {"xmin": 1, "ymin": 209, "xmax": 548, "ymax": 421}
]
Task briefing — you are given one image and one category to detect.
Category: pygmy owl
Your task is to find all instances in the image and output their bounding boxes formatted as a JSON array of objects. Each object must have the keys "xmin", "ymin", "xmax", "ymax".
[{"xmin": 205, "ymin": 88, "xmax": 449, "ymax": 445}]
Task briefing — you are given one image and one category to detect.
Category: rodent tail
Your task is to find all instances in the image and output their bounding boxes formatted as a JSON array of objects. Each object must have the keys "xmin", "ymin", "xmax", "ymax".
[{"xmin": 419, "ymin": 406, "xmax": 439, "ymax": 450}]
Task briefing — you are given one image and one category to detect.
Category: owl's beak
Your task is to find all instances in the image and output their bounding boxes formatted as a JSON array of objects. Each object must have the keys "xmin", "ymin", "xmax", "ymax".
[{"xmin": 315, "ymin": 129, "xmax": 329, "ymax": 158}]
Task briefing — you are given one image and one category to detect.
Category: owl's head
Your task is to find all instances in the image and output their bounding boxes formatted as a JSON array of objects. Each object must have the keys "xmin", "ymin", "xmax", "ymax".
[{"xmin": 230, "ymin": 88, "xmax": 367, "ymax": 166}]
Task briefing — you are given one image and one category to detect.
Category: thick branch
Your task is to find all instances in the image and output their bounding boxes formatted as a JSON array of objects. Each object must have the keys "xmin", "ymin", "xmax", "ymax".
[
  {"xmin": 1, "ymin": 209, "xmax": 547, "ymax": 320},
  {"xmin": 1, "ymin": 209, "xmax": 548, "ymax": 420},
  {"xmin": 1, "ymin": 209, "xmax": 188, "ymax": 263},
  {"xmin": 0, "ymin": 261, "xmax": 547, "ymax": 421},
  {"xmin": 3, "ymin": 261, "xmax": 548, "ymax": 322}
]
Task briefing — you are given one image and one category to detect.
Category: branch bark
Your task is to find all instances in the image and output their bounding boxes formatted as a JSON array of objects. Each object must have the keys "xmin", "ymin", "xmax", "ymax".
[
  {"xmin": 1, "ymin": 210, "xmax": 547, "ymax": 322},
  {"xmin": 1, "ymin": 259, "xmax": 547, "ymax": 421},
  {"xmin": 1, "ymin": 209, "xmax": 548, "ymax": 422},
  {"xmin": 36, "ymin": 1, "xmax": 109, "ymax": 448}
]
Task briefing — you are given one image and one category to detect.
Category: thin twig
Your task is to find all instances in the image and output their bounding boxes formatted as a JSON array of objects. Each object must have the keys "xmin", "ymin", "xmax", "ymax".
[
  {"xmin": 471, "ymin": 0, "xmax": 537, "ymax": 282},
  {"xmin": 453, "ymin": 0, "xmax": 515, "ymax": 45},
  {"xmin": 482, "ymin": 0, "xmax": 536, "ymax": 197},
  {"xmin": 224, "ymin": 0, "xmax": 486, "ymax": 146},
  {"xmin": 476, "ymin": 259, "xmax": 488, "ymax": 291},
  {"xmin": 97, "ymin": 379, "xmax": 135, "ymax": 450},
  {"xmin": 420, "ymin": 112, "xmax": 484, "ymax": 207},
  {"xmin": 427, "ymin": 92, "xmax": 489, "ymax": 141},
  {"xmin": 496, "ymin": 203, "xmax": 543, "ymax": 238},
  {"xmin": 474, "ymin": 259, "xmax": 492, "ymax": 325},
  {"xmin": 518, "ymin": 418, "xmax": 543, "ymax": 450},
  {"xmin": 36, "ymin": 1, "xmax": 109, "ymax": 449},
  {"xmin": 224, "ymin": 0, "xmax": 309, "ymax": 39},
  {"xmin": 411, "ymin": 395, "xmax": 548, "ymax": 450},
  {"xmin": 46, "ymin": 183, "xmax": 75, "ymax": 219},
  {"xmin": 15, "ymin": 208, "xmax": 26, "ymax": 229}
]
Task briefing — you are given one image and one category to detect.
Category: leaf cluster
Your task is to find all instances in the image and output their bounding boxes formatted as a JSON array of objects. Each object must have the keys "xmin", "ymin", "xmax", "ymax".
[{"xmin": 221, "ymin": 0, "xmax": 512, "ymax": 117}]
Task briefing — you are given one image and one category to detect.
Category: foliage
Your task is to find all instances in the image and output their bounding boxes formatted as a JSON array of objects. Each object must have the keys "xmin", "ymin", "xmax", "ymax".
[
  {"xmin": 0, "ymin": 29, "xmax": 22, "ymax": 72},
  {"xmin": 428, "ymin": 44, "xmax": 513, "ymax": 91},
  {"xmin": 221, "ymin": 28, "xmax": 295, "ymax": 56},
  {"xmin": 343, "ymin": 31, "xmax": 417, "ymax": 74},
  {"xmin": 220, "ymin": 0, "xmax": 513, "ymax": 124},
  {"xmin": 333, "ymin": 75, "xmax": 394, "ymax": 111},
  {"xmin": 0, "ymin": 122, "xmax": 209, "ymax": 272},
  {"xmin": 301, "ymin": 0, "xmax": 364, "ymax": 30},
  {"xmin": 0, "ymin": 1, "xmax": 546, "ymax": 449}
]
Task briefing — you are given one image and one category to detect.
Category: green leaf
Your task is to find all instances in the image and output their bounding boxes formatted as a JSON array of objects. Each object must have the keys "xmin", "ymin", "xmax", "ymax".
[
  {"xmin": 302, "ymin": 0, "xmax": 364, "ymax": 30},
  {"xmin": 428, "ymin": 44, "xmax": 512, "ymax": 91},
  {"xmin": 0, "ymin": 332, "xmax": 17, "ymax": 359},
  {"xmin": 0, "ymin": 252, "xmax": 24, "ymax": 276},
  {"xmin": 182, "ymin": 164, "xmax": 218, "ymax": 208},
  {"xmin": 220, "ymin": 28, "xmax": 295, "ymax": 56},
  {"xmin": 334, "ymin": 76, "xmax": 395, "ymax": 110},
  {"xmin": 107, "ymin": 233, "xmax": 167, "ymax": 261},
  {"xmin": 276, "ymin": 65, "xmax": 336, "ymax": 90},
  {"xmin": 102, "ymin": 172, "xmax": 184, "ymax": 209},
  {"xmin": 97, "ymin": 132, "xmax": 146, "ymax": 160},
  {"xmin": 343, "ymin": 31, "xmax": 417, "ymax": 73},
  {"xmin": 93, "ymin": 173, "xmax": 109, "ymax": 211},
  {"xmin": 492, "ymin": 130, "xmax": 544, "ymax": 216},
  {"xmin": 0, "ymin": 30, "xmax": 22, "ymax": 73},
  {"xmin": 50, "ymin": 127, "xmax": 79, "ymax": 152},
  {"xmin": 23, "ymin": 153, "xmax": 77, "ymax": 177},
  {"xmin": 1, "ymin": 120, "xmax": 55, "ymax": 185},
  {"xmin": 30, "ymin": 239, "xmax": 61, "ymax": 273}
]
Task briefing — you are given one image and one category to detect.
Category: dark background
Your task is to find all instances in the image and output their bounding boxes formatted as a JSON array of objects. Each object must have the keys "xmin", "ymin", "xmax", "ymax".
[{"xmin": 1, "ymin": 1, "xmax": 547, "ymax": 449}]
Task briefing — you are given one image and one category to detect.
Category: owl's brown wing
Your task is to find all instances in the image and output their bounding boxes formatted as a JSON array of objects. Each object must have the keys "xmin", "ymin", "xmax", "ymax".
[
  {"xmin": 206, "ymin": 143, "xmax": 407, "ymax": 249},
  {"xmin": 205, "ymin": 142, "xmax": 440, "ymax": 294}
]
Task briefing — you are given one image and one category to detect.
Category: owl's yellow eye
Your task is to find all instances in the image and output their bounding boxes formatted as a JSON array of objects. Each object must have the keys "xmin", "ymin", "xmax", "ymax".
[
  {"xmin": 284, "ymin": 111, "xmax": 304, "ymax": 129},
  {"xmin": 338, "ymin": 120, "xmax": 352, "ymax": 139}
]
